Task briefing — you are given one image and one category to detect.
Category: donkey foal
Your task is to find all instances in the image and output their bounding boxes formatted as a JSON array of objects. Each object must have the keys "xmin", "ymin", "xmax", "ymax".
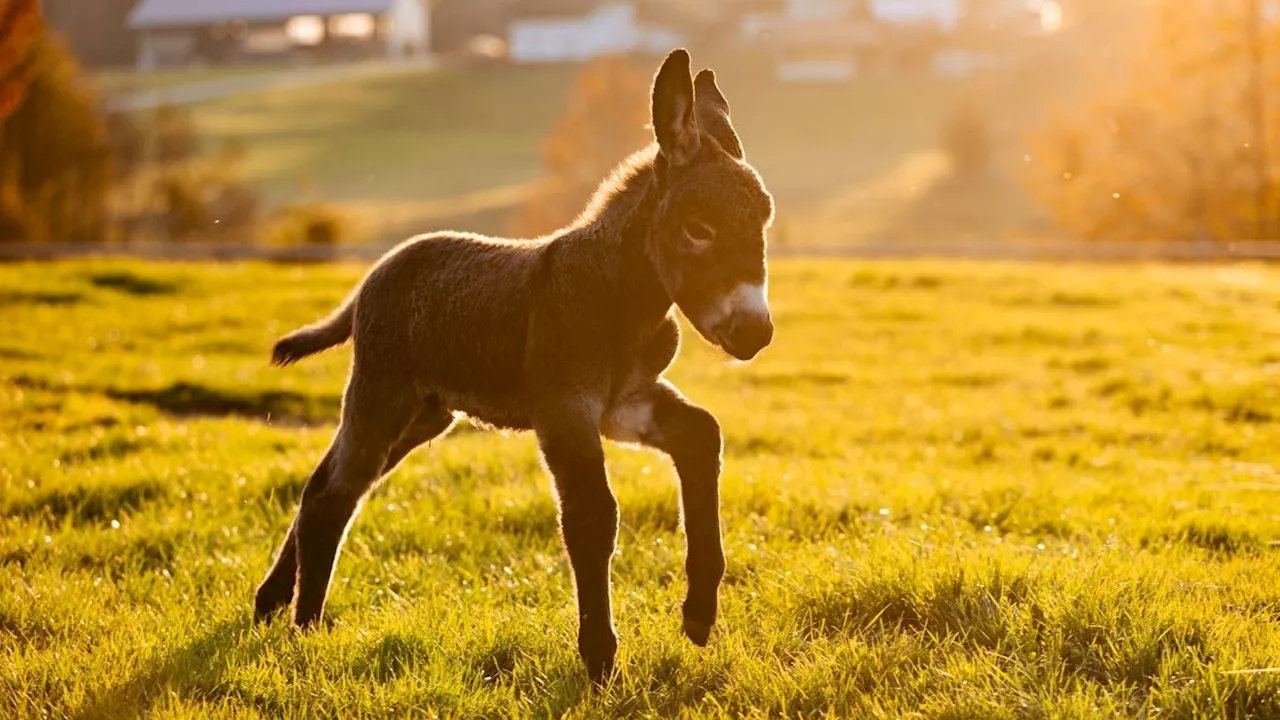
[{"xmin": 254, "ymin": 49, "xmax": 775, "ymax": 683}]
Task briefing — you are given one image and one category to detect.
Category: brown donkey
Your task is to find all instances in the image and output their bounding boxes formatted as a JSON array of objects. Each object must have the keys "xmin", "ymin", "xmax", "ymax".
[{"xmin": 254, "ymin": 49, "xmax": 775, "ymax": 682}]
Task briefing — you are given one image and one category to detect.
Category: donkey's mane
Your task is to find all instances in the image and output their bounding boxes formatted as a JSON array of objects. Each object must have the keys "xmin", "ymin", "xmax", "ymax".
[{"xmin": 569, "ymin": 144, "xmax": 661, "ymax": 239}]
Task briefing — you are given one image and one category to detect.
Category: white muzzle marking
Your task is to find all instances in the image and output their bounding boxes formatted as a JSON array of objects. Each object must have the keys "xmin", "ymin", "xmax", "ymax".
[{"xmin": 705, "ymin": 282, "xmax": 769, "ymax": 330}]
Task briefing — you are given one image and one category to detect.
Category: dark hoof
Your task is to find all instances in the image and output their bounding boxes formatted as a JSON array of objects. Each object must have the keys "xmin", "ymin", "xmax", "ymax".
[
  {"xmin": 682, "ymin": 617, "xmax": 713, "ymax": 647},
  {"xmin": 682, "ymin": 594, "xmax": 717, "ymax": 647},
  {"xmin": 578, "ymin": 630, "xmax": 618, "ymax": 686},
  {"xmin": 290, "ymin": 602, "xmax": 331, "ymax": 631},
  {"xmin": 586, "ymin": 652, "xmax": 616, "ymax": 687},
  {"xmin": 253, "ymin": 585, "xmax": 292, "ymax": 622},
  {"xmin": 291, "ymin": 615, "xmax": 325, "ymax": 631}
]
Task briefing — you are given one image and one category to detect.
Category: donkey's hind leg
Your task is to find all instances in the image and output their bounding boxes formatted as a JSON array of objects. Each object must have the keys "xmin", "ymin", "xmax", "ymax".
[
  {"xmin": 382, "ymin": 396, "xmax": 455, "ymax": 476},
  {"xmin": 291, "ymin": 375, "xmax": 417, "ymax": 628},
  {"xmin": 254, "ymin": 450, "xmax": 330, "ymax": 620},
  {"xmin": 253, "ymin": 397, "xmax": 451, "ymax": 621}
]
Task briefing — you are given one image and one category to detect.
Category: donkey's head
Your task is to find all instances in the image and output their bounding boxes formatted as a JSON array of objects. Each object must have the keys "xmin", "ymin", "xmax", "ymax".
[{"xmin": 646, "ymin": 49, "xmax": 775, "ymax": 362}]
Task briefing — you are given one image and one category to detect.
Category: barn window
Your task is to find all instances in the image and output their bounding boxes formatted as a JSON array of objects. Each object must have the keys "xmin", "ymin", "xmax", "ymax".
[
  {"xmin": 285, "ymin": 15, "xmax": 326, "ymax": 46},
  {"xmin": 329, "ymin": 14, "xmax": 376, "ymax": 39}
]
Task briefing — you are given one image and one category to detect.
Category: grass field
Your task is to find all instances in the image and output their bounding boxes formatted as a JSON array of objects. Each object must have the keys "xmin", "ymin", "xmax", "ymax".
[
  {"xmin": 96, "ymin": 65, "xmax": 292, "ymax": 94},
  {"xmin": 3, "ymin": 259, "xmax": 1280, "ymax": 718},
  {"xmin": 185, "ymin": 54, "xmax": 1065, "ymax": 243}
]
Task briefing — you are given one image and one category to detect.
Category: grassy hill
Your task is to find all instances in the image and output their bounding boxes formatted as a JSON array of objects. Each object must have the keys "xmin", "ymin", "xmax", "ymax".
[
  {"xmin": 3, "ymin": 259, "xmax": 1279, "ymax": 717},
  {"xmin": 182, "ymin": 53, "xmax": 1069, "ymax": 244}
]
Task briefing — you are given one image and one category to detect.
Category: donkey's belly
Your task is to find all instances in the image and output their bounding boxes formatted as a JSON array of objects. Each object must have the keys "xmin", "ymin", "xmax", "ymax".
[{"xmin": 438, "ymin": 389, "xmax": 534, "ymax": 432}]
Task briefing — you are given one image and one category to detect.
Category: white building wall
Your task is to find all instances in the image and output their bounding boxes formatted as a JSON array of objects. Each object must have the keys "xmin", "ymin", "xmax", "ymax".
[
  {"xmin": 137, "ymin": 31, "xmax": 197, "ymax": 69},
  {"xmin": 784, "ymin": 0, "xmax": 962, "ymax": 31},
  {"xmin": 508, "ymin": 2, "xmax": 638, "ymax": 63},
  {"xmin": 383, "ymin": 0, "xmax": 428, "ymax": 56},
  {"xmin": 786, "ymin": 0, "xmax": 855, "ymax": 22},
  {"xmin": 870, "ymin": 0, "xmax": 961, "ymax": 31}
]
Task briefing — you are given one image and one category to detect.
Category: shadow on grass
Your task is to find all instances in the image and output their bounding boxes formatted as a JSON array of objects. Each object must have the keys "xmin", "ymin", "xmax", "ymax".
[
  {"xmin": 0, "ymin": 346, "xmax": 41, "ymax": 360},
  {"xmin": 107, "ymin": 382, "xmax": 340, "ymax": 423},
  {"xmin": 0, "ymin": 290, "xmax": 84, "ymax": 307},
  {"xmin": 351, "ymin": 632, "xmax": 436, "ymax": 682},
  {"xmin": 6, "ymin": 478, "xmax": 169, "ymax": 523},
  {"xmin": 86, "ymin": 271, "xmax": 178, "ymax": 296},
  {"xmin": 69, "ymin": 618, "xmax": 262, "ymax": 719}
]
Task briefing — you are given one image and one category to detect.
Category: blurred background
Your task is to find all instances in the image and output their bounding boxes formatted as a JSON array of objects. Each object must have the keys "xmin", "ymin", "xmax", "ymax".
[
  {"xmin": 1, "ymin": 0, "xmax": 1278, "ymax": 259},
  {"xmin": 6, "ymin": 6, "xmax": 1280, "ymax": 714}
]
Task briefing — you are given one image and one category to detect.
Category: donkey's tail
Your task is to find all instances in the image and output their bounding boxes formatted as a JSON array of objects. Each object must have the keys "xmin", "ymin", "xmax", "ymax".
[{"xmin": 271, "ymin": 294, "xmax": 356, "ymax": 367}]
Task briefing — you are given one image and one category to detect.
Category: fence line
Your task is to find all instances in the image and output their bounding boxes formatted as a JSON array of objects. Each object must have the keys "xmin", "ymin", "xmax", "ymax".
[{"xmin": 4, "ymin": 240, "xmax": 1280, "ymax": 263}]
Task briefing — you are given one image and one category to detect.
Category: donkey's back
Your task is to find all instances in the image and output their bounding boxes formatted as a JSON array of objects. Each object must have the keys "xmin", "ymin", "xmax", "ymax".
[{"xmin": 275, "ymin": 231, "xmax": 546, "ymax": 427}]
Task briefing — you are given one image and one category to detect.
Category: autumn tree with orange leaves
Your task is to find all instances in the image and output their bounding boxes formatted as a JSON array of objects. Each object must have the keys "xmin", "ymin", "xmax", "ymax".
[
  {"xmin": 1026, "ymin": 0, "xmax": 1280, "ymax": 242},
  {"xmin": 0, "ymin": 0, "xmax": 40, "ymax": 121},
  {"xmin": 510, "ymin": 56, "xmax": 652, "ymax": 237},
  {"xmin": 0, "ymin": 0, "xmax": 112, "ymax": 242}
]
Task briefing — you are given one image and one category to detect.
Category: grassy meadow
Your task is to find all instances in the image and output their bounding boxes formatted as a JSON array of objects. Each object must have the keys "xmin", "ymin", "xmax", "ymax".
[
  {"xmin": 96, "ymin": 65, "xmax": 293, "ymax": 94},
  {"xmin": 3, "ymin": 259, "xmax": 1280, "ymax": 717}
]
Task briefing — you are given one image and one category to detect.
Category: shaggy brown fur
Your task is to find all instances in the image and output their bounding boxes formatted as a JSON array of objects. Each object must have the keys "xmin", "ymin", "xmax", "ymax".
[{"xmin": 254, "ymin": 49, "xmax": 775, "ymax": 683}]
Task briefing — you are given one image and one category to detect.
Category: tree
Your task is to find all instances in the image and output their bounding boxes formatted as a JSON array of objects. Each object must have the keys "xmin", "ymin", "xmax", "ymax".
[
  {"xmin": 0, "ymin": 9, "xmax": 111, "ymax": 243},
  {"xmin": 509, "ymin": 56, "xmax": 651, "ymax": 237},
  {"xmin": 0, "ymin": 0, "xmax": 42, "ymax": 121},
  {"xmin": 1026, "ymin": 0, "xmax": 1280, "ymax": 242}
]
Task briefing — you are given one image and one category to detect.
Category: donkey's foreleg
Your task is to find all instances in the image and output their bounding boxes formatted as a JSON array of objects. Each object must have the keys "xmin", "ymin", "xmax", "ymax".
[
  {"xmin": 604, "ymin": 380, "xmax": 725, "ymax": 646},
  {"xmin": 536, "ymin": 408, "xmax": 618, "ymax": 684}
]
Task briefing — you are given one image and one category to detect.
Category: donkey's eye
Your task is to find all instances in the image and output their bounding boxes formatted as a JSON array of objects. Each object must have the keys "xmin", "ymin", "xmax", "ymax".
[{"xmin": 683, "ymin": 221, "xmax": 715, "ymax": 251}]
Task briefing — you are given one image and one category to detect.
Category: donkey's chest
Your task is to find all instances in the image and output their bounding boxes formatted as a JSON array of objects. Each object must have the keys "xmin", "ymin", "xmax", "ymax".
[{"xmin": 608, "ymin": 317, "xmax": 681, "ymax": 398}]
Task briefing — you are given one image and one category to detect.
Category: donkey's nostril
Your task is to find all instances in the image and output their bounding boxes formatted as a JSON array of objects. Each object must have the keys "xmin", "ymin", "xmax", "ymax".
[{"xmin": 723, "ymin": 313, "xmax": 773, "ymax": 361}]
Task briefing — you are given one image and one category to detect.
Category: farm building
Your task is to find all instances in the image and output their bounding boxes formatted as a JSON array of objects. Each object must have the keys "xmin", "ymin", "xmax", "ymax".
[
  {"xmin": 744, "ymin": 0, "xmax": 1058, "ymax": 81},
  {"xmin": 127, "ymin": 0, "xmax": 431, "ymax": 69},
  {"xmin": 506, "ymin": 1, "xmax": 684, "ymax": 64}
]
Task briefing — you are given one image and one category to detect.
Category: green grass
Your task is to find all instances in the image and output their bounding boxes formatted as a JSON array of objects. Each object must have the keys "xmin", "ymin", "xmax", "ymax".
[
  {"xmin": 189, "ymin": 64, "xmax": 577, "ymax": 232},
  {"xmin": 4, "ymin": 259, "xmax": 1280, "ymax": 718},
  {"xmin": 186, "ymin": 55, "xmax": 1066, "ymax": 242},
  {"xmin": 96, "ymin": 64, "xmax": 292, "ymax": 94}
]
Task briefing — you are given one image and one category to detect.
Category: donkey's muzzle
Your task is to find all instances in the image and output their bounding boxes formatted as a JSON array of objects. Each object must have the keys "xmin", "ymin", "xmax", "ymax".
[{"xmin": 720, "ymin": 312, "xmax": 773, "ymax": 361}]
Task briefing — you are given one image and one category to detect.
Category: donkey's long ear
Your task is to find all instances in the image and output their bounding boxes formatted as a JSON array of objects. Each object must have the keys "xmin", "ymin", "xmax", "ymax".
[
  {"xmin": 694, "ymin": 69, "xmax": 744, "ymax": 160},
  {"xmin": 651, "ymin": 49, "xmax": 700, "ymax": 165}
]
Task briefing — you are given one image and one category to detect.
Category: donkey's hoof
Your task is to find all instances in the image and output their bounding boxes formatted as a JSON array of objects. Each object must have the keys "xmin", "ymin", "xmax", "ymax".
[
  {"xmin": 586, "ymin": 653, "xmax": 616, "ymax": 687},
  {"xmin": 253, "ymin": 587, "xmax": 291, "ymax": 622},
  {"xmin": 578, "ymin": 630, "xmax": 618, "ymax": 686},
  {"xmin": 682, "ymin": 617, "xmax": 713, "ymax": 647},
  {"xmin": 290, "ymin": 606, "xmax": 332, "ymax": 632}
]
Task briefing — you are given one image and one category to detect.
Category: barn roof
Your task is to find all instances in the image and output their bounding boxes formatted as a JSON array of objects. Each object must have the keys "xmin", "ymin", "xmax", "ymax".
[{"xmin": 129, "ymin": 0, "xmax": 401, "ymax": 29}]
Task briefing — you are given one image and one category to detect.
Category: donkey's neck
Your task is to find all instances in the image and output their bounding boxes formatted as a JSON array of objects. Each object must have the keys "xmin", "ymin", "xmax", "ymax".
[{"xmin": 567, "ymin": 145, "xmax": 672, "ymax": 323}]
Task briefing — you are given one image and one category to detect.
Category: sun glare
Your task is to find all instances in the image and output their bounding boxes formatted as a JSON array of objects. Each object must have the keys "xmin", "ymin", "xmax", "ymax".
[{"xmin": 1040, "ymin": 1, "xmax": 1064, "ymax": 33}]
